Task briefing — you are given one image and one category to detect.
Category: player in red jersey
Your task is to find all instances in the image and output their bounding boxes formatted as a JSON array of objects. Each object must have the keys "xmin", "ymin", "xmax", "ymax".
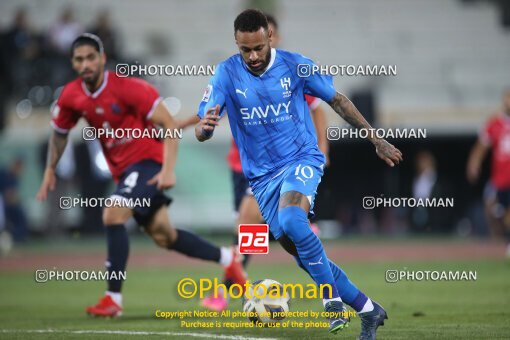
[
  {"xmin": 36, "ymin": 34, "xmax": 246, "ymax": 317},
  {"xmin": 467, "ymin": 89, "xmax": 510, "ymax": 256}
]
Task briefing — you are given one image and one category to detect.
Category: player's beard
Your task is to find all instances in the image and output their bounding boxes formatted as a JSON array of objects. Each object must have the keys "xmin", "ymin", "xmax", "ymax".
[{"xmin": 81, "ymin": 69, "xmax": 102, "ymax": 91}]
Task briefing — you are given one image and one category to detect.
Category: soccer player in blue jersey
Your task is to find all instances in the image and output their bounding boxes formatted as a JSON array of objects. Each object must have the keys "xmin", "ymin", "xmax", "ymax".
[{"xmin": 195, "ymin": 9, "xmax": 402, "ymax": 338}]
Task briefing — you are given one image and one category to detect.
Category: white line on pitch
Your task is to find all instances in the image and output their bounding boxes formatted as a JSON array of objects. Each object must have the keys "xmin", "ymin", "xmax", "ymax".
[{"xmin": 0, "ymin": 329, "xmax": 279, "ymax": 340}]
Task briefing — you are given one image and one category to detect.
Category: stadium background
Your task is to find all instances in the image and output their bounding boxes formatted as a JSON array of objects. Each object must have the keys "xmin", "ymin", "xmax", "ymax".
[{"xmin": 0, "ymin": 1, "xmax": 509, "ymax": 339}]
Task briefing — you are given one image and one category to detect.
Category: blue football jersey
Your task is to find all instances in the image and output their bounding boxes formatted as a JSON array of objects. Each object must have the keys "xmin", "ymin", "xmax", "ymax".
[{"xmin": 198, "ymin": 48, "xmax": 336, "ymax": 180}]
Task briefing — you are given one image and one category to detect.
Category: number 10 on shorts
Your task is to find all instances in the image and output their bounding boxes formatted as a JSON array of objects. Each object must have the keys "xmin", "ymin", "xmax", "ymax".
[{"xmin": 238, "ymin": 224, "xmax": 269, "ymax": 254}]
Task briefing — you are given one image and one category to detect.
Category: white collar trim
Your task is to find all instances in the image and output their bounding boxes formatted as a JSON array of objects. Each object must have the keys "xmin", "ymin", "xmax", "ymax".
[
  {"xmin": 259, "ymin": 48, "xmax": 276, "ymax": 77},
  {"xmin": 82, "ymin": 71, "xmax": 109, "ymax": 98}
]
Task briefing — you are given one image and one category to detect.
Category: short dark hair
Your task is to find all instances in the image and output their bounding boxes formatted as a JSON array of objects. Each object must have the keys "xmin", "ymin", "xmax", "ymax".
[
  {"xmin": 70, "ymin": 33, "xmax": 104, "ymax": 57},
  {"xmin": 234, "ymin": 9, "xmax": 268, "ymax": 33},
  {"xmin": 265, "ymin": 14, "xmax": 278, "ymax": 30}
]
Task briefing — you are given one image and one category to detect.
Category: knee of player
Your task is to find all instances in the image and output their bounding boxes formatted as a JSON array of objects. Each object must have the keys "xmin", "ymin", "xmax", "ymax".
[
  {"xmin": 278, "ymin": 206, "xmax": 307, "ymax": 233},
  {"xmin": 238, "ymin": 208, "xmax": 263, "ymax": 225},
  {"xmin": 238, "ymin": 197, "xmax": 263, "ymax": 224},
  {"xmin": 150, "ymin": 226, "xmax": 176, "ymax": 249},
  {"xmin": 152, "ymin": 233, "xmax": 171, "ymax": 248}
]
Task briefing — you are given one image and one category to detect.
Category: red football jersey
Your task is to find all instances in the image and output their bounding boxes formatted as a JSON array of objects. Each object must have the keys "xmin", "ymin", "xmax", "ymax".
[
  {"xmin": 480, "ymin": 113, "xmax": 510, "ymax": 189},
  {"xmin": 226, "ymin": 95, "xmax": 321, "ymax": 172},
  {"xmin": 51, "ymin": 71, "xmax": 163, "ymax": 181}
]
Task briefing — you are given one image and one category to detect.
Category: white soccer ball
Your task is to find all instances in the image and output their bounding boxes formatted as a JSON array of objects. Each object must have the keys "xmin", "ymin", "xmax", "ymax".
[{"xmin": 242, "ymin": 279, "xmax": 291, "ymax": 325}]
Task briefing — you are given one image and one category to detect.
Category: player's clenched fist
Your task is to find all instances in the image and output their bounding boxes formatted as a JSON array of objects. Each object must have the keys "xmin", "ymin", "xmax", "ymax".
[{"xmin": 147, "ymin": 170, "xmax": 176, "ymax": 191}]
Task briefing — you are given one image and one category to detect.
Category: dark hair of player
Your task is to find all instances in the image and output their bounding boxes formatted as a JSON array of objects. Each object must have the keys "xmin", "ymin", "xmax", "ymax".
[
  {"xmin": 265, "ymin": 14, "xmax": 278, "ymax": 30},
  {"xmin": 234, "ymin": 9, "xmax": 269, "ymax": 33},
  {"xmin": 70, "ymin": 33, "xmax": 104, "ymax": 57}
]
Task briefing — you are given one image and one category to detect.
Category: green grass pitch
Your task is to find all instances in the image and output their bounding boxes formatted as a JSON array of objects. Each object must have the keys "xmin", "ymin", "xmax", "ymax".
[{"xmin": 1, "ymin": 255, "xmax": 509, "ymax": 339}]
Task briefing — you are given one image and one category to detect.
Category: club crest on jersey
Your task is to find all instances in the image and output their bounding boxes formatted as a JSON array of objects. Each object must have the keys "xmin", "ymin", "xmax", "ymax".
[
  {"xmin": 202, "ymin": 84, "xmax": 212, "ymax": 102},
  {"xmin": 280, "ymin": 77, "xmax": 292, "ymax": 98}
]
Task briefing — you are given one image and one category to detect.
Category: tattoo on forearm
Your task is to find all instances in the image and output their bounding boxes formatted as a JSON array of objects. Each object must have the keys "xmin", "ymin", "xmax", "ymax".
[
  {"xmin": 329, "ymin": 93, "xmax": 401, "ymax": 165},
  {"xmin": 46, "ymin": 132, "xmax": 68, "ymax": 169},
  {"xmin": 329, "ymin": 92, "xmax": 372, "ymax": 132}
]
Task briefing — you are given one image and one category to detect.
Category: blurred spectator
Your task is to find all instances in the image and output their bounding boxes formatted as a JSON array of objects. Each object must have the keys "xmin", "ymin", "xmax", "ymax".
[
  {"xmin": 0, "ymin": 33, "xmax": 9, "ymax": 133},
  {"xmin": 89, "ymin": 10, "xmax": 120, "ymax": 63},
  {"xmin": 413, "ymin": 151, "xmax": 438, "ymax": 203},
  {"xmin": 0, "ymin": 191, "xmax": 13, "ymax": 254},
  {"xmin": 0, "ymin": 156, "xmax": 28, "ymax": 242},
  {"xmin": 482, "ymin": 181, "xmax": 505, "ymax": 238},
  {"xmin": 2, "ymin": 8, "xmax": 56, "ymax": 104},
  {"xmin": 409, "ymin": 150, "xmax": 453, "ymax": 232},
  {"xmin": 0, "ymin": 8, "xmax": 41, "ymax": 130},
  {"xmin": 48, "ymin": 7, "xmax": 83, "ymax": 55},
  {"xmin": 47, "ymin": 7, "xmax": 83, "ymax": 86}
]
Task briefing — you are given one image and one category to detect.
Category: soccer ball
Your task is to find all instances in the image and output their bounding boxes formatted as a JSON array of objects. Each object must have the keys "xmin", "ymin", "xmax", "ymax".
[{"xmin": 242, "ymin": 279, "xmax": 291, "ymax": 325}]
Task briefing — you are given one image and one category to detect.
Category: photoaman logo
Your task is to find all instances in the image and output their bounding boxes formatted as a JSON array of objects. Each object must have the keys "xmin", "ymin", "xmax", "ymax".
[{"xmin": 238, "ymin": 224, "xmax": 269, "ymax": 254}]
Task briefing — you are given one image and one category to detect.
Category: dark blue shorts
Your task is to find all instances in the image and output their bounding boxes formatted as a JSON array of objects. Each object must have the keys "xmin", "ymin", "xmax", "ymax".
[
  {"xmin": 111, "ymin": 159, "xmax": 172, "ymax": 227},
  {"xmin": 496, "ymin": 189, "xmax": 510, "ymax": 209},
  {"xmin": 232, "ymin": 170, "xmax": 252, "ymax": 212}
]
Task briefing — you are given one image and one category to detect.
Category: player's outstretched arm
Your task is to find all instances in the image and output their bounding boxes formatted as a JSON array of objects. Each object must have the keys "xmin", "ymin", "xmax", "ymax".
[
  {"xmin": 466, "ymin": 139, "xmax": 489, "ymax": 184},
  {"xmin": 148, "ymin": 101, "xmax": 179, "ymax": 190},
  {"xmin": 36, "ymin": 131, "xmax": 68, "ymax": 201},
  {"xmin": 328, "ymin": 92, "xmax": 403, "ymax": 167},
  {"xmin": 176, "ymin": 115, "xmax": 200, "ymax": 130},
  {"xmin": 195, "ymin": 104, "xmax": 220, "ymax": 142}
]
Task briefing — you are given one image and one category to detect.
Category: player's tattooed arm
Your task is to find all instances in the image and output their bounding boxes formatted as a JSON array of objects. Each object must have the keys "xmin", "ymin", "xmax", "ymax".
[
  {"xmin": 328, "ymin": 92, "xmax": 403, "ymax": 167},
  {"xmin": 328, "ymin": 92, "xmax": 374, "ymax": 137},
  {"xmin": 177, "ymin": 115, "xmax": 200, "ymax": 130},
  {"xmin": 46, "ymin": 131, "xmax": 69, "ymax": 170},
  {"xmin": 36, "ymin": 131, "xmax": 68, "ymax": 201}
]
